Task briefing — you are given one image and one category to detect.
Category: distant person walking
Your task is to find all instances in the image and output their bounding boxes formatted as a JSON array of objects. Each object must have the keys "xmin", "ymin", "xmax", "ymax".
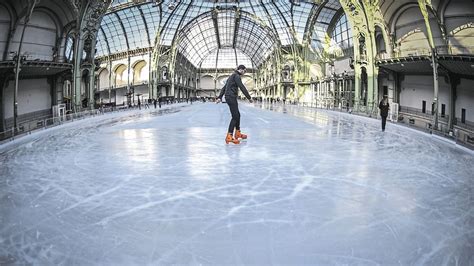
[
  {"xmin": 379, "ymin": 95, "xmax": 390, "ymax": 132},
  {"xmin": 216, "ymin": 65, "xmax": 253, "ymax": 144}
]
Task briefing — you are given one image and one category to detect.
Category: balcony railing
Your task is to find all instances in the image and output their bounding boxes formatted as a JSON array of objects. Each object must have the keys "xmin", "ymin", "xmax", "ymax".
[
  {"xmin": 454, "ymin": 118, "xmax": 474, "ymax": 132},
  {"xmin": 4, "ymin": 109, "xmax": 52, "ymax": 129},
  {"xmin": 399, "ymin": 106, "xmax": 452, "ymax": 121},
  {"xmin": 389, "ymin": 45, "xmax": 474, "ymax": 59},
  {"xmin": 96, "ymin": 81, "xmax": 152, "ymax": 91},
  {"xmin": 5, "ymin": 53, "xmax": 57, "ymax": 62},
  {"xmin": 442, "ymin": 45, "xmax": 474, "ymax": 55},
  {"xmin": 132, "ymin": 81, "xmax": 149, "ymax": 86}
]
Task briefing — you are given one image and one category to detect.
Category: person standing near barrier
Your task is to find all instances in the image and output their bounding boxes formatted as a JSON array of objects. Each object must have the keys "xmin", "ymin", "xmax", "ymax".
[
  {"xmin": 216, "ymin": 65, "xmax": 253, "ymax": 144},
  {"xmin": 379, "ymin": 95, "xmax": 390, "ymax": 132}
]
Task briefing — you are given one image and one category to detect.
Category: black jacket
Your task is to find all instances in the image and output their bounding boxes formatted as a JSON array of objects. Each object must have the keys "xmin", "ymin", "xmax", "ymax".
[
  {"xmin": 379, "ymin": 100, "xmax": 390, "ymax": 117},
  {"xmin": 217, "ymin": 71, "xmax": 252, "ymax": 100}
]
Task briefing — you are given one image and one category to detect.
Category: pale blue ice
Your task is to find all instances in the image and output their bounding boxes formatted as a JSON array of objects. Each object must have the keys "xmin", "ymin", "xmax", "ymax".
[{"xmin": 1, "ymin": 102, "xmax": 473, "ymax": 265}]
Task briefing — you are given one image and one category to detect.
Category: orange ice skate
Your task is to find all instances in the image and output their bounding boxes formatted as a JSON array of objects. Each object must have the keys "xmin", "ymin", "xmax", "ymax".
[
  {"xmin": 234, "ymin": 130, "xmax": 247, "ymax": 140},
  {"xmin": 225, "ymin": 133, "xmax": 240, "ymax": 144}
]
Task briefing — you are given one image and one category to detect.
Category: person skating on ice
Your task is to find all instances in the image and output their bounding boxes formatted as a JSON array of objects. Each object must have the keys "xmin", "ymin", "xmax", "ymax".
[
  {"xmin": 379, "ymin": 95, "xmax": 390, "ymax": 132},
  {"xmin": 216, "ymin": 65, "xmax": 253, "ymax": 144}
]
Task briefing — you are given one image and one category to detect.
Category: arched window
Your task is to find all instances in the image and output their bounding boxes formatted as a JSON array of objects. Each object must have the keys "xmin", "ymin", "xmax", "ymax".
[
  {"xmin": 114, "ymin": 65, "xmax": 127, "ymax": 87},
  {"xmin": 65, "ymin": 35, "xmax": 74, "ymax": 62},
  {"xmin": 132, "ymin": 61, "xmax": 147, "ymax": 84},
  {"xmin": 331, "ymin": 14, "xmax": 353, "ymax": 49},
  {"xmin": 98, "ymin": 69, "xmax": 110, "ymax": 91},
  {"xmin": 161, "ymin": 66, "xmax": 168, "ymax": 80}
]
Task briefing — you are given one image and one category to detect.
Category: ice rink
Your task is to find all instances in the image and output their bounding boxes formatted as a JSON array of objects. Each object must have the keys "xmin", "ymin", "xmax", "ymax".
[{"xmin": 1, "ymin": 102, "xmax": 473, "ymax": 265}]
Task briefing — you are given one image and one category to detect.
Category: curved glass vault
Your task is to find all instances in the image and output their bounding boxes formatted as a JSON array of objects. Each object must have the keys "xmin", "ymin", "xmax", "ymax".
[
  {"xmin": 177, "ymin": 9, "xmax": 277, "ymax": 68},
  {"xmin": 200, "ymin": 48, "xmax": 254, "ymax": 69},
  {"xmin": 97, "ymin": 0, "xmax": 343, "ymax": 68}
]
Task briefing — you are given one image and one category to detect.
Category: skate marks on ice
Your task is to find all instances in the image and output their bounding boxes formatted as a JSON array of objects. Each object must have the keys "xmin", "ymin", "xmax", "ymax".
[{"xmin": 0, "ymin": 103, "xmax": 473, "ymax": 265}]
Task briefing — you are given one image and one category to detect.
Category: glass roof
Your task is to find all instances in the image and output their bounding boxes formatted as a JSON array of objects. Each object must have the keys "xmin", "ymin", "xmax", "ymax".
[
  {"xmin": 309, "ymin": 0, "xmax": 342, "ymax": 52},
  {"xmin": 97, "ymin": 2, "xmax": 162, "ymax": 56},
  {"xmin": 98, "ymin": 0, "xmax": 347, "ymax": 65},
  {"xmin": 331, "ymin": 14, "xmax": 353, "ymax": 49},
  {"xmin": 177, "ymin": 9, "xmax": 276, "ymax": 68},
  {"xmin": 200, "ymin": 48, "xmax": 253, "ymax": 69}
]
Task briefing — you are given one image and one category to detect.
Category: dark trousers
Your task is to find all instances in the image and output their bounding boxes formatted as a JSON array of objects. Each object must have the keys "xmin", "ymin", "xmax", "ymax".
[
  {"xmin": 381, "ymin": 115, "xmax": 387, "ymax": 131},
  {"xmin": 226, "ymin": 97, "xmax": 240, "ymax": 134}
]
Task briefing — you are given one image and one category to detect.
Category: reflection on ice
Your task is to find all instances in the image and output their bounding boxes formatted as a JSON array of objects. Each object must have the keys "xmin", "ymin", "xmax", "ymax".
[{"xmin": 0, "ymin": 103, "xmax": 473, "ymax": 265}]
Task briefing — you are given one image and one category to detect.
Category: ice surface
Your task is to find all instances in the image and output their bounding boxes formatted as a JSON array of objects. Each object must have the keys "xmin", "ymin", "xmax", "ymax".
[{"xmin": 0, "ymin": 102, "xmax": 473, "ymax": 265}]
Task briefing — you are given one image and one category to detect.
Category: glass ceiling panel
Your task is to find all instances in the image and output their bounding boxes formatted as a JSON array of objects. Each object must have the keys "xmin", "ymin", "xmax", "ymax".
[
  {"xmin": 161, "ymin": 2, "xmax": 188, "ymax": 46},
  {"xmin": 232, "ymin": 49, "xmax": 253, "ymax": 68},
  {"xmin": 200, "ymin": 48, "xmax": 253, "ymax": 69},
  {"xmin": 117, "ymin": 7, "xmax": 149, "ymax": 49},
  {"xmin": 291, "ymin": 2, "xmax": 314, "ymax": 42},
  {"xmin": 96, "ymin": 29, "xmax": 109, "ymax": 57},
  {"xmin": 98, "ymin": 0, "xmax": 344, "ymax": 63},
  {"xmin": 257, "ymin": 0, "xmax": 293, "ymax": 46},
  {"xmin": 160, "ymin": 1, "xmax": 215, "ymax": 46},
  {"xmin": 311, "ymin": 25, "xmax": 327, "ymax": 52},
  {"xmin": 324, "ymin": 1, "xmax": 342, "ymax": 10},
  {"xmin": 235, "ymin": 17, "xmax": 274, "ymax": 64},
  {"xmin": 310, "ymin": 0, "xmax": 342, "ymax": 52},
  {"xmin": 65, "ymin": 37, "xmax": 74, "ymax": 61},
  {"xmin": 246, "ymin": 2, "xmax": 271, "ymax": 27},
  {"xmin": 200, "ymin": 50, "xmax": 218, "ymax": 69},
  {"xmin": 177, "ymin": 9, "xmax": 276, "ymax": 68},
  {"xmin": 217, "ymin": 11, "xmax": 234, "ymax": 47},
  {"xmin": 179, "ymin": 15, "xmax": 218, "ymax": 64},
  {"xmin": 100, "ymin": 14, "xmax": 128, "ymax": 54},
  {"xmin": 329, "ymin": 13, "xmax": 353, "ymax": 50},
  {"xmin": 140, "ymin": 4, "xmax": 161, "ymax": 46}
]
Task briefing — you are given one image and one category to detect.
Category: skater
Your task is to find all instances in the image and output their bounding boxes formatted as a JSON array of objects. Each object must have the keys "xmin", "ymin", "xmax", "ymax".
[
  {"xmin": 137, "ymin": 98, "xmax": 141, "ymax": 110},
  {"xmin": 379, "ymin": 95, "xmax": 390, "ymax": 132},
  {"xmin": 216, "ymin": 65, "xmax": 253, "ymax": 144},
  {"xmin": 153, "ymin": 98, "xmax": 157, "ymax": 109}
]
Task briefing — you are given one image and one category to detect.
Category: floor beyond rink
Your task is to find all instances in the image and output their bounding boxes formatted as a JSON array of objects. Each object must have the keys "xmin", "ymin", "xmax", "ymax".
[{"xmin": 0, "ymin": 102, "xmax": 473, "ymax": 265}]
